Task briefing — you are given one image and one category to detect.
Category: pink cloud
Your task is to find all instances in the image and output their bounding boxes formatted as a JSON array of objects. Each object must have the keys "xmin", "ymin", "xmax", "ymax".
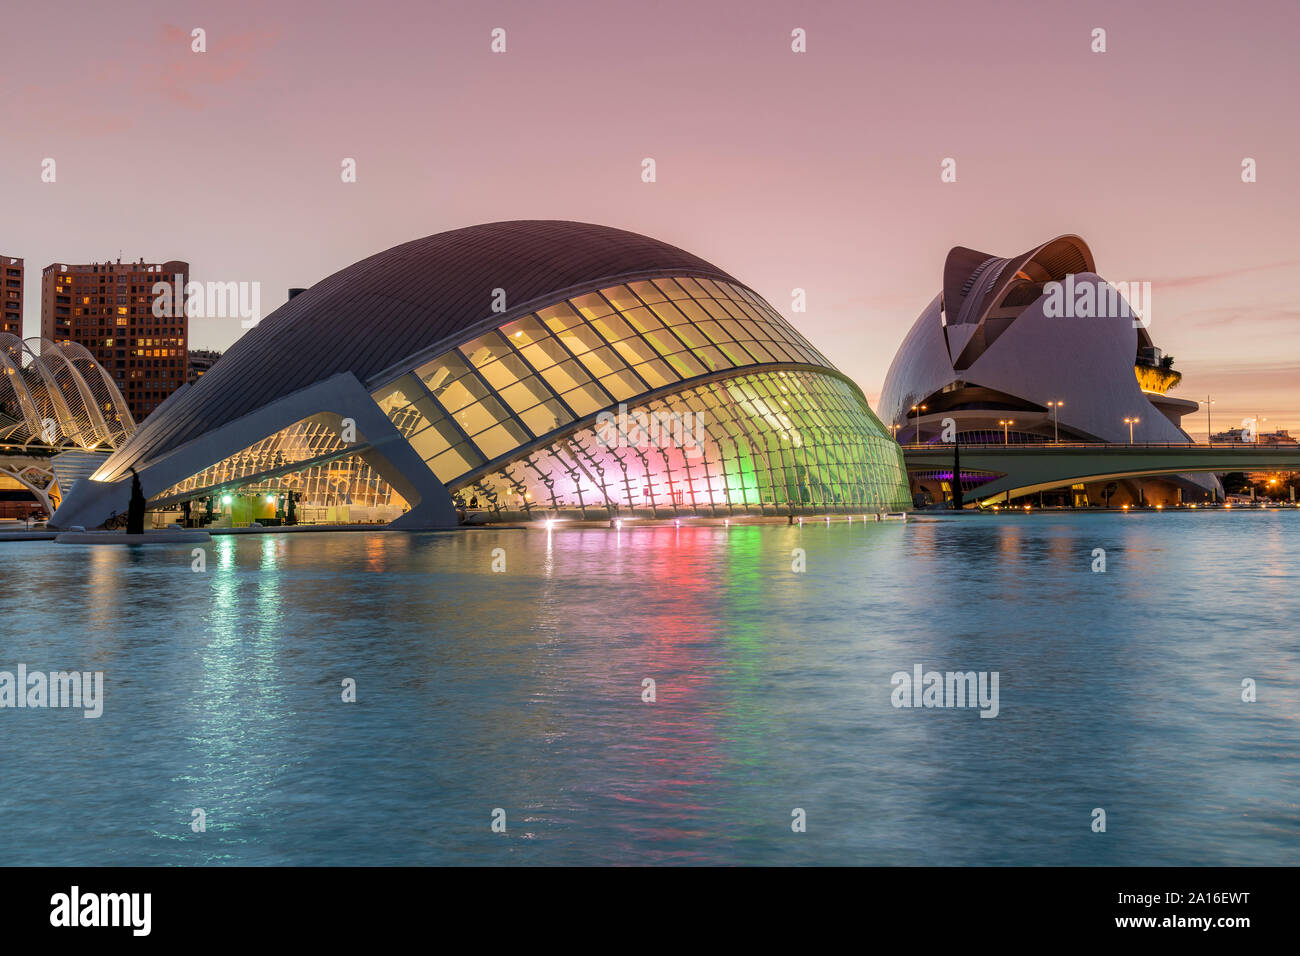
[
  {"xmin": 1152, "ymin": 259, "xmax": 1300, "ymax": 290},
  {"xmin": 144, "ymin": 25, "xmax": 282, "ymax": 109}
]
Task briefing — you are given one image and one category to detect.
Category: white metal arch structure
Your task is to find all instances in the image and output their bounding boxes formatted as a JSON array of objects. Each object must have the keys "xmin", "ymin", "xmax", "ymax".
[
  {"xmin": 0, "ymin": 334, "xmax": 44, "ymax": 441},
  {"xmin": 57, "ymin": 340, "xmax": 134, "ymax": 448},
  {"xmin": 25, "ymin": 336, "xmax": 108, "ymax": 447},
  {"xmin": 0, "ymin": 332, "xmax": 134, "ymax": 450},
  {"xmin": 13, "ymin": 338, "xmax": 77, "ymax": 442}
]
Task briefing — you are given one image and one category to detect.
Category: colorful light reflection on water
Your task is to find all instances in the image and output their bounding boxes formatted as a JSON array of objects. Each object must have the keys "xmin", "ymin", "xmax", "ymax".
[{"xmin": 0, "ymin": 511, "xmax": 1296, "ymax": 865}]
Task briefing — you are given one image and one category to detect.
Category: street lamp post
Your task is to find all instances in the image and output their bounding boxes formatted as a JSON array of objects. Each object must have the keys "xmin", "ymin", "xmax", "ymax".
[
  {"xmin": 1204, "ymin": 394, "xmax": 1214, "ymax": 444},
  {"xmin": 910, "ymin": 404, "xmax": 928, "ymax": 444},
  {"xmin": 998, "ymin": 419, "xmax": 1014, "ymax": 445},
  {"xmin": 1046, "ymin": 400, "xmax": 1064, "ymax": 443},
  {"xmin": 1123, "ymin": 417, "xmax": 1139, "ymax": 444}
]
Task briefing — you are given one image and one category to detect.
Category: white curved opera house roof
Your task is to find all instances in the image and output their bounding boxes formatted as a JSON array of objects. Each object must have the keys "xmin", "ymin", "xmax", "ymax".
[{"xmin": 879, "ymin": 235, "xmax": 1218, "ymax": 499}]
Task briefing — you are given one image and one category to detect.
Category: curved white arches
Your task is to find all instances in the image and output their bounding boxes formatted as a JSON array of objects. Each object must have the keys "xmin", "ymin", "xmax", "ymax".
[
  {"xmin": 0, "ymin": 333, "xmax": 134, "ymax": 450},
  {"xmin": 57, "ymin": 340, "xmax": 134, "ymax": 448}
]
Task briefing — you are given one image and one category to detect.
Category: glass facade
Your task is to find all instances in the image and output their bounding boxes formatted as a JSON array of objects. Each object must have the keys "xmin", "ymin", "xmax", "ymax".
[
  {"xmin": 234, "ymin": 456, "xmax": 399, "ymax": 516},
  {"xmin": 368, "ymin": 275, "xmax": 835, "ymax": 485},
  {"xmin": 456, "ymin": 369, "xmax": 910, "ymax": 518},
  {"xmin": 153, "ymin": 415, "xmax": 398, "ymax": 511}
]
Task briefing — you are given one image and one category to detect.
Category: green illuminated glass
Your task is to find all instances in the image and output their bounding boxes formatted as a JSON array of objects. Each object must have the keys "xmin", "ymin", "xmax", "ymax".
[{"xmin": 368, "ymin": 274, "xmax": 858, "ymax": 493}]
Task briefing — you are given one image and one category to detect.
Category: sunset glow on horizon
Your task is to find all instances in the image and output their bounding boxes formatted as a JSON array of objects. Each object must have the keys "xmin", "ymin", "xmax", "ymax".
[{"xmin": 3, "ymin": 0, "xmax": 1297, "ymax": 436}]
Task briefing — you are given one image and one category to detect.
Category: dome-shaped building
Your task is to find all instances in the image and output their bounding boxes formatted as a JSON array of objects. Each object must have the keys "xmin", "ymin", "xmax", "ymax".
[
  {"xmin": 52, "ymin": 221, "xmax": 910, "ymax": 529},
  {"xmin": 879, "ymin": 235, "xmax": 1220, "ymax": 507}
]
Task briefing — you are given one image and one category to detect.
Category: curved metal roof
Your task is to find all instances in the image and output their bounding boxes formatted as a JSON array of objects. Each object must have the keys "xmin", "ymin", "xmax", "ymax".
[{"xmin": 104, "ymin": 220, "xmax": 742, "ymax": 476}]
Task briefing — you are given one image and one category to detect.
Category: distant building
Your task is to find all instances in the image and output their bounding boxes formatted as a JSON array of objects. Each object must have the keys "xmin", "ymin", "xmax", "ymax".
[
  {"xmin": 2, "ymin": 255, "xmax": 22, "ymax": 335},
  {"xmin": 1210, "ymin": 427, "xmax": 1297, "ymax": 446},
  {"xmin": 41, "ymin": 257, "xmax": 189, "ymax": 422},
  {"xmin": 879, "ymin": 234, "xmax": 1220, "ymax": 507},
  {"xmin": 187, "ymin": 348, "xmax": 222, "ymax": 384}
]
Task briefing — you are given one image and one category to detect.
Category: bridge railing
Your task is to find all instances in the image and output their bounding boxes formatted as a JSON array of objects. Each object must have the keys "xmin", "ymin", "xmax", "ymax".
[{"xmin": 899, "ymin": 441, "xmax": 1300, "ymax": 451}]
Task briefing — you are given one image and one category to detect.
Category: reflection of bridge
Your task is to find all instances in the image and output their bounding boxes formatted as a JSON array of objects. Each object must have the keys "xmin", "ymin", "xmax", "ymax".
[{"xmin": 901, "ymin": 442, "xmax": 1300, "ymax": 506}]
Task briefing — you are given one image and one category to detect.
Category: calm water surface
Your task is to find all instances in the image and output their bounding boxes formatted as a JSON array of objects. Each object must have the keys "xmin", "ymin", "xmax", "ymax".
[{"xmin": 1, "ymin": 511, "xmax": 1296, "ymax": 865}]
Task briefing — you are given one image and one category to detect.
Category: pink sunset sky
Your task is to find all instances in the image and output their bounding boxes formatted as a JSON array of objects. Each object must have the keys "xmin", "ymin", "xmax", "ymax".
[{"xmin": 2, "ymin": 0, "xmax": 1297, "ymax": 438}]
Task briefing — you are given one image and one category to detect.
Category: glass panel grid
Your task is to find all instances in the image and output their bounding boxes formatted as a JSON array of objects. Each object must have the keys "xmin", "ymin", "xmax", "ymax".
[
  {"xmin": 457, "ymin": 369, "xmax": 910, "ymax": 519},
  {"xmin": 369, "ymin": 275, "xmax": 843, "ymax": 486}
]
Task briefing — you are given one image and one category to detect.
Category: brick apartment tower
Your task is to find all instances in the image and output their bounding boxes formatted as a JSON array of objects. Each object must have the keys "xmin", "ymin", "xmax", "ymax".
[
  {"xmin": 41, "ymin": 257, "xmax": 189, "ymax": 421},
  {"xmin": 1, "ymin": 256, "xmax": 22, "ymax": 335}
]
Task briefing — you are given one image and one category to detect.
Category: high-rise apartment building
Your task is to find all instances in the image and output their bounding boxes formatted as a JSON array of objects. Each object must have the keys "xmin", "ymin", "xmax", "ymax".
[
  {"xmin": 41, "ymin": 257, "xmax": 189, "ymax": 420},
  {"xmin": 1, "ymin": 255, "xmax": 22, "ymax": 335}
]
